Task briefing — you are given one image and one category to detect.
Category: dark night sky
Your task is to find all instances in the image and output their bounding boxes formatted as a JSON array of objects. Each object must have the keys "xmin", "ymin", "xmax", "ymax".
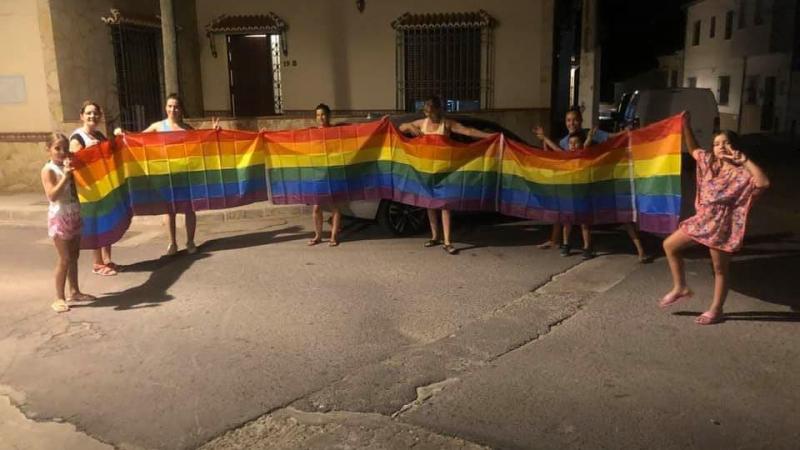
[{"xmin": 598, "ymin": 0, "xmax": 691, "ymax": 101}]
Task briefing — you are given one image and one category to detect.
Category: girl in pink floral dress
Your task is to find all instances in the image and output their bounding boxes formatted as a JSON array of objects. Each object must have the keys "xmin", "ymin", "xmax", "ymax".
[{"xmin": 659, "ymin": 113, "xmax": 770, "ymax": 325}]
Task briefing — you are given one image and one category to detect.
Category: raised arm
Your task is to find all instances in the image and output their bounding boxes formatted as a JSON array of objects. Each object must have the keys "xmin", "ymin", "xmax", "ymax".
[
  {"xmin": 449, "ymin": 120, "xmax": 495, "ymax": 139},
  {"xmin": 724, "ymin": 150, "xmax": 770, "ymax": 190},
  {"xmin": 682, "ymin": 112, "xmax": 700, "ymax": 153},
  {"xmin": 584, "ymin": 127, "xmax": 597, "ymax": 148},
  {"xmin": 40, "ymin": 164, "xmax": 72, "ymax": 202},
  {"xmin": 532, "ymin": 125, "xmax": 561, "ymax": 151}
]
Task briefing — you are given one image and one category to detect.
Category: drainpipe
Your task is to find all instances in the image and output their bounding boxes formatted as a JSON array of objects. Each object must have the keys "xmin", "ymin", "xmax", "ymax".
[{"xmin": 160, "ymin": 0, "xmax": 179, "ymax": 96}]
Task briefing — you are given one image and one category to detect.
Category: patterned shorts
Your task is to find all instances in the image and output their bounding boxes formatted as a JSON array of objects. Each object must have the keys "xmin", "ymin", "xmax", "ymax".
[{"xmin": 48, "ymin": 211, "xmax": 82, "ymax": 240}]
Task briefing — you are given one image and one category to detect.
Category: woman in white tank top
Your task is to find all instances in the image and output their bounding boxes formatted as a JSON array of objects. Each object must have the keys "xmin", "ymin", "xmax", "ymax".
[
  {"xmin": 69, "ymin": 101, "xmax": 120, "ymax": 276},
  {"xmin": 398, "ymin": 97, "xmax": 495, "ymax": 255}
]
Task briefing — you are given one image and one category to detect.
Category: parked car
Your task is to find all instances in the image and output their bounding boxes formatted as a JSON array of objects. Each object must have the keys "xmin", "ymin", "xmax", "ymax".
[
  {"xmin": 339, "ymin": 114, "xmax": 530, "ymax": 236},
  {"xmin": 598, "ymin": 92, "xmax": 632, "ymax": 132},
  {"xmin": 620, "ymin": 88, "xmax": 719, "ymax": 150}
]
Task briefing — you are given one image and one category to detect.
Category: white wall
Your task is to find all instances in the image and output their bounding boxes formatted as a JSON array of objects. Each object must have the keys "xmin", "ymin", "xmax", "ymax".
[
  {"xmin": 196, "ymin": 0, "xmax": 553, "ymax": 113},
  {"xmin": 684, "ymin": 0, "xmax": 797, "ymax": 132}
]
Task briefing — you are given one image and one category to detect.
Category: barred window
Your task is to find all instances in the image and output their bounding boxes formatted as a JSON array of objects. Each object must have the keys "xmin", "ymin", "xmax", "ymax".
[
  {"xmin": 102, "ymin": 9, "xmax": 165, "ymax": 131},
  {"xmin": 392, "ymin": 11, "xmax": 495, "ymax": 112}
]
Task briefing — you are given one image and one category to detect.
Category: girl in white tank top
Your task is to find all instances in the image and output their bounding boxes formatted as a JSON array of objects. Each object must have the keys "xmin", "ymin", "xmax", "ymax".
[{"xmin": 41, "ymin": 133, "xmax": 95, "ymax": 312}]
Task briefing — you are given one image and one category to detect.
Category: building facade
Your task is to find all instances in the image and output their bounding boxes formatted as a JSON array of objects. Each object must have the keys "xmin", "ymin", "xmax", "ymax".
[
  {"xmin": 683, "ymin": 0, "xmax": 800, "ymax": 134},
  {"xmin": 0, "ymin": 0, "xmax": 555, "ymax": 192}
]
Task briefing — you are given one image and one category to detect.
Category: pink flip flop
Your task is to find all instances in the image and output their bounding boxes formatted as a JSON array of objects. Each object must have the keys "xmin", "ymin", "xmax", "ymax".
[
  {"xmin": 658, "ymin": 290, "xmax": 693, "ymax": 308},
  {"xmin": 695, "ymin": 312, "xmax": 723, "ymax": 325}
]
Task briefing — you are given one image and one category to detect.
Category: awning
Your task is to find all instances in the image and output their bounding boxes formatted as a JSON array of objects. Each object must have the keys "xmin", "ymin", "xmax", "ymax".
[
  {"xmin": 206, "ymin": 13, "xmax": 287, "ymax": 34},
  {"xmin": 391, "ymin": 10, "xmax": 495, "ymax": 30},
  {"xmin": 101, "ymin": 8, "xmax": 161, "ymax": 29}
]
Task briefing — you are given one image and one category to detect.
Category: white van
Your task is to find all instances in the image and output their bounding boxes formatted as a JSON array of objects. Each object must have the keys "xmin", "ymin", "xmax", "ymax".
[{"xmin": 622, "ymin": 88, "xmax": 719, "ymax": 150}]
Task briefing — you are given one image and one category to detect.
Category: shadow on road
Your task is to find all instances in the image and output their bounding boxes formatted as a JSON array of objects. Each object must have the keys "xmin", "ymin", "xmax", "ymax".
[{"xmin": 74, "ymin": 225, "xmax": 307, "ymax": 311}]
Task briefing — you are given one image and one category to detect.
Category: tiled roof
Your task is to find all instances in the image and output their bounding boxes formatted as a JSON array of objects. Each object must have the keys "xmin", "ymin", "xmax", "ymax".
[
  {"xmin": 206, "ymin": 13, "xmax": 287, "ymax": 34},
  {"xmin": 392, "ymin": 10, "xmax": 495, "ymax": 30},
  {"xmin": 101, "ymin": 8, "xmax": 161, "ymax": 28}
]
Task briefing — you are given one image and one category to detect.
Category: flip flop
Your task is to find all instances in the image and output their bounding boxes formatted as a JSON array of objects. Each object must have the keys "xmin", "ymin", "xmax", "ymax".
[
  {"xmin": 67, "ymin": 293, "xmax": 96, "ymax": 303},
  {"xmin": 307, "ymin": 237, "xmax": 322, "ymax": 246},
  {"xmin": 638, "ymin": 255, "xmax": 654, "ymax": 264},
  {"xmin": 695, "ymin": 311, "xmax": 723, "ymax": 325},
  {"xmin": 442, "ymin": 244, "xmax": 458, "ymax": 255},
  {"xmin": 51, "ymin": 300, "xmax": 70, "ymax": 313},
  {"xmin": 165, "ymin": 243, "xmax": 178, "ymax": 256},
  {"xmin": 535, "ymin": 241, "xmax": 554, "ymax": 249},
  {"xmin": 92, "ymin": 264, "xmax": 118, "ymax": 276},
  {"xmin": 424, "ymin": 239, "xmax": 442, "ymax": 248},
  {"xmin": 328, "ymin": 240, "xmax": 339, "ymax": 247},
  {"xmin": 105, "ymin": 261, "xmax": 123, "ymax": 272},
  {"xmin": 658, "ymin": 290, "xmax": 693, "ymax": 308}
]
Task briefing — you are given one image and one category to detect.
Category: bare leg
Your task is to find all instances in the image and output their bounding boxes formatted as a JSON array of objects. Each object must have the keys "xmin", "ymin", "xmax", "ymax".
[
  {"xmin": 53, "ymin": 237, "xmax": 70, "ymax": 300},
  {"xmin": 536, "ymin": 224, "xmax": 561, "ymax": 248},
  {"xmin": 427, "ymin": 209, "xmax": 440, "ymax": 241},
  {"xmin": 93, "ymin": 248, "xmax": 104, "ymax": 266},
  {"xmin": 185, "ymin": 211, "xmax": 197, "ymax": 245},
  {"xmin": 67, "ymin": 236, "xmax": 81, "ymax": 297},
  {"xmin": 562, "ymin": 224, "xmax": 572, "ymax": 246},
  {"xmin": 699, "ymin": 248, "xmax": 731, "ymax": 323},
  {"xmin": 101, "ymin": 245, "xmax": 112, "ymax": 264},
  {"xmin": 329, "ymin": 208, "xmax": 342, "ymax": 246},
  {"xmin": 623, "ymin": 222, "xmax": 647, "ymax": 260},
  {"xmin": 441, "ymin": 209, "xmax": 452, "ymax": 246},
  {"xmin": 662, "ymin": 229, "xmax": 695, "ymax": 298},
  {"xmin": 309, "ymin": 205, "xmax": 323, "ymax": 245},
  {"xmin": 162, "ymin": 213, "xmax": 178, "ymax": 255},
  {"xmin": 580, "ymin": 224, "xmax": 592, "ymax": 250}
]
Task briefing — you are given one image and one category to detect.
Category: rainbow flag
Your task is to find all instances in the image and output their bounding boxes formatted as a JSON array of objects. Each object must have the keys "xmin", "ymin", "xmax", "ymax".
[
  {"xmin": 264, "ymin": 119, "xmax": 500, "ymax": 210},
  {"xmin": 499, "ymin": 115, "xmax": 682, "ymax": 233},
  {"xmin": 72, "ymin": 130, "xmax": 268, "ymax": 249},
  {"xmin": 72, "ymin": 116, "xmax": 682, "ymax": 248}
]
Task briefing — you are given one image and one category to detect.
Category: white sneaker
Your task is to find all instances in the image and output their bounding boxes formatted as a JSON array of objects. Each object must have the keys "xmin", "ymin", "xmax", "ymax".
[
  {"xmin": 186, "ymin": 241, "xmax": 197, "ymax": 254},
  {"xmin": 165, "ymin": 243, "xmax": 178, "ymax": 256}
]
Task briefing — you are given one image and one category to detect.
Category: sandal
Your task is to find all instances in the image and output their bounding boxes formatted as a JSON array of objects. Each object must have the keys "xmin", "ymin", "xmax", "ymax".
[
  {"xmin": 424, "ymin": 239, "xmax": 441, "ymax": 248},
  {"xmin": 308, "ymin": 237, "xmax": 322, "ymax": 246},
  {"xmin": 67, "ymin": 292, "xmax": 96, "ymax": 303},
  {"xmin": 536, "ymin": 241, "xmax": 554, "ymax": 249},
  {"xmin": 51, "ymin": 299, "xmax": 70, "ymax": 313},
  {"xmin": 658, "ymin": 289, "xmax": 693, "ymax": 308},
  {"xmin": 92, "ymin": 264, "xmax": 118, "ymax": 276},
  {"xmin": 186, "ymin": 241, "xmax": 197, "ymax": 254},
  {"xmin": 695, "ymin": 311, "xmax": 723, "ymax": 325},
  {"xmin": 328, "ymin": 240, "xmax": 340, "ymax": 247},
  {"xmin": 105, "ymin": 261, "xmax": 123, "ymax": 272},
  {"xmin": 165, "ymin": 243, "xmax": 178, "ymax": 256},
  {"xmin": 442, "ymin": 244, "xmax": 458, "ymax": 255}
]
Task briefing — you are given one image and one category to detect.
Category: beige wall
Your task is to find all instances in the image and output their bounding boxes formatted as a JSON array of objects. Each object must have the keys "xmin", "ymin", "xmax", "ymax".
[
  {"xmin": 48, "ymin": 0, "xmax": 161, "ymax": 125},
  {"xmin": 0, "ymin": 141, "xmax": 47, "ymax": 192},
  {"xmin": 196, "ymin": 0, "xmax": 553, "ymax": 113},
  {"xmin": 0, "ymin": 0, "xmax": 51, "ymax": 132}
]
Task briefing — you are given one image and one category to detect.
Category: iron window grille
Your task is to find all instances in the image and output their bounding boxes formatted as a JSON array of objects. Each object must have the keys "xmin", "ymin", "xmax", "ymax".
[
  {"xmin": 102, "ymin": 9, "xmax": 165, "ymax": 131},
  {"xmin": 392, "ymin": 10, "xmax": 495, "ymax": 112}
]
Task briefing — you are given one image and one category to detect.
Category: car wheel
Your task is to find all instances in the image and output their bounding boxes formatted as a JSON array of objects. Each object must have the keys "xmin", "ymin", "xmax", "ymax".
[{"xmin": 377, "ymin": 200, "xmax": 427, "ymax": 236}]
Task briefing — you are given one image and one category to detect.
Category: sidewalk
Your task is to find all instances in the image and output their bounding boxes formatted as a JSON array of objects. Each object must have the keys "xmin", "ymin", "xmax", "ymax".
[{"xmin": 0, "ymin": 193, "xmax": 311, "ymax": 227}]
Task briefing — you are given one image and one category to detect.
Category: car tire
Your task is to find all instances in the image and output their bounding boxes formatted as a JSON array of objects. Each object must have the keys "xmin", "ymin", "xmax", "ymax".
[{"xmin": 377, "ymin": 200, "xmax": 427, "ymax": 236}]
